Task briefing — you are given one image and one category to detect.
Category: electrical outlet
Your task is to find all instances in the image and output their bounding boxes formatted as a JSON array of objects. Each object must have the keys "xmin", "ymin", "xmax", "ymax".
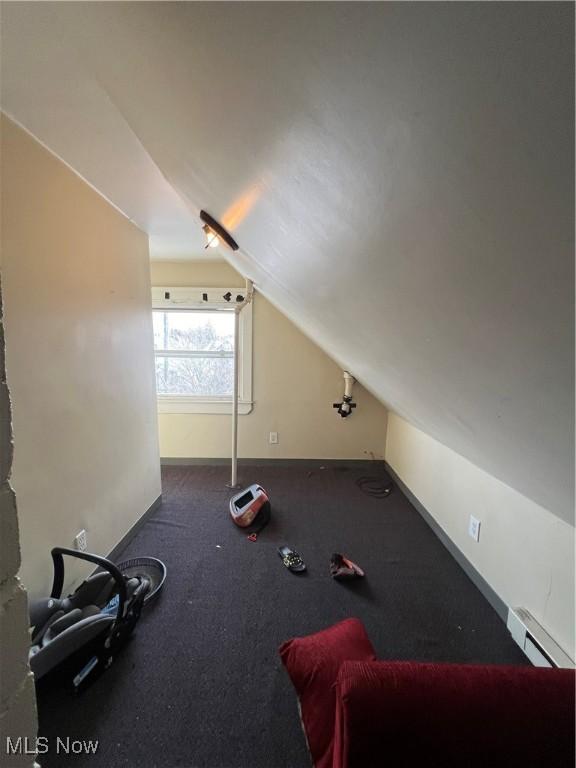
[
  {"xmin": 74, "ymin": 529, "xmax": 87, "ymax": 552},
  {"xmin": 269, "ymin": 431, "xmax": 278, "ymax": 444},
  {"xmin": 468, "ymin": 515, "xmax": 481, "ymax": 542}
]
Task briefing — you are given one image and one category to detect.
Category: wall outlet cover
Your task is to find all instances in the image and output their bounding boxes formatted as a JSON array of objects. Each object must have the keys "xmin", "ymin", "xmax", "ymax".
[
  {"xmin": 468, "ymin": 515, "xmax": 481, "ymax": 542},
  {"xmin": 74, "ymin": 529, "xmax": 87, "ymax": 552}
]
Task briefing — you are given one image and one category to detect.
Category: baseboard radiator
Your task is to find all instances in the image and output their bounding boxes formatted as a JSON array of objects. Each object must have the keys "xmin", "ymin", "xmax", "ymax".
[{"xmin": 507, "ymin": 608, "xmax": 574, "ymax": 669}]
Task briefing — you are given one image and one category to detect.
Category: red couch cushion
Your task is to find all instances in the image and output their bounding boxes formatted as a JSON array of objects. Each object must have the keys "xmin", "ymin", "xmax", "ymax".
[
  {"xmin": 333, "ymin": 660, "xmax": 576, "ymax": 768},
  {"xmin": 279, "ymin": 619, "xmax": 377, "ymax": 768}
]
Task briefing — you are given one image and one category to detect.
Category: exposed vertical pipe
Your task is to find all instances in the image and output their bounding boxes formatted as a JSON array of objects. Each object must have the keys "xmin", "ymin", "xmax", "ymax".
[
  {"xmin": 230, "ymin": 306, "xmax": 241, "ymax": 488},
  {"xmin": 333, "ymin": 371, "xmax": 357, "ymax": 417},
  {"xmin": 229, "ymin": 279, "xmax": 253, "ymax": 488}
]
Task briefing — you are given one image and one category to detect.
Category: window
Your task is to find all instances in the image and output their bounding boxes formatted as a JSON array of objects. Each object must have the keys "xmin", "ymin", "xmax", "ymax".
[
  {"xmin": 154, "ymin": 311, "xmax": 234, "ymax": 396},
  {"xmin": 151, "ymin": 287, "xmax": 253, "ymax": 414}
]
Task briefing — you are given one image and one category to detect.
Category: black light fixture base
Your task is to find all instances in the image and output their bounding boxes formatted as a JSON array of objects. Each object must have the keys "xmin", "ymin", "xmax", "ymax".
[{"xmin": 200, "ymin": 210, "xmax": 239, "ymax": 251}]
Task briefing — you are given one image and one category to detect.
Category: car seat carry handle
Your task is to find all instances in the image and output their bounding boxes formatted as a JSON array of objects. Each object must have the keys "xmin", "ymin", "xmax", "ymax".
[{"xmin": 50, "ymin": 547, "xmax": 128, "ymax": 621}]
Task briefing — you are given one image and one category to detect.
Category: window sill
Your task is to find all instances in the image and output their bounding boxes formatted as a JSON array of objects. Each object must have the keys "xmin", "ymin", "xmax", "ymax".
[{"xmin": 157, "ymin": 397, "xmax": 253, "ymax": 415}]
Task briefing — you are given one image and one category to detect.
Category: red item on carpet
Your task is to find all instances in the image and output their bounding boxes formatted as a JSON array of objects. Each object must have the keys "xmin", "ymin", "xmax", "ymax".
[
  {"xmin": 278, "ymin": 618, "xmax": 377, "ymax": 768},
  {"xmin": 332, "ymin": 659, "xmax": 576, "ymax": 768}
]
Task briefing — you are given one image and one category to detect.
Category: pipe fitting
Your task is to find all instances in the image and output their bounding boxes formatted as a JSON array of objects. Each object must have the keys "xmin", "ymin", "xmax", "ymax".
[{"xmin": 333, "ymin": 371, "xmax": 357, "ymax": 418}]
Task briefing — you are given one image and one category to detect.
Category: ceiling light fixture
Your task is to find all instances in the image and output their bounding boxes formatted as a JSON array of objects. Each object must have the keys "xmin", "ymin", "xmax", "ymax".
[
  {"xmin": 200, "ymin": 210, "xmax": 239, "ymax": 251},
  {"xmin": 203, "ymin": 225, "xmax": 220, "ymax": 248}
]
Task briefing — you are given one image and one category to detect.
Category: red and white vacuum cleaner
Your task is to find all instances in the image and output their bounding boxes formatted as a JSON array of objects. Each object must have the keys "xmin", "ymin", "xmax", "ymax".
[{"xmin": 229, "ymin": 484, "xmax": 271, "ymax": 541}]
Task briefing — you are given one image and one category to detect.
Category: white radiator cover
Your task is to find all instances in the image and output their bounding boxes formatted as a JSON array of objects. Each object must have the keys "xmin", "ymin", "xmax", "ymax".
[{"xmin": 507, "ymin": 608, "xmax": 574, "ymax": 669}]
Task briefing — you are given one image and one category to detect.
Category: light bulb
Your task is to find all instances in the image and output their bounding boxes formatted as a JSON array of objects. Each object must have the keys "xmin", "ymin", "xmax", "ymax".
[{"xmin": 203, "ymin": 224, "xmax": 220, "ymax": 249}]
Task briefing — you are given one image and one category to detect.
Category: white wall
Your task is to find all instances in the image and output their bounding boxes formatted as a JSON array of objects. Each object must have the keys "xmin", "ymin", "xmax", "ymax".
[
  {"xmin": 385, "ymin": 412, "xmax": 575, "ymax": 660},
  {"xmin": 1, "ymin": 116, "xmax": 162, "ymax": 597},
  {"xmin": 151, "ymin": 261, "xmax": 388, "ymax": 461},
  {"xmin": 3, "ymin": 3, "xmax": 572, "ymax": 521}
]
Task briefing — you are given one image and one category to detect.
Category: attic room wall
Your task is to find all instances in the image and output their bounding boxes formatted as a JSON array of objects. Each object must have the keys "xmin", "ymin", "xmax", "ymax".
[
  {"xmin": 0, "ymin": 282, "xmax": 38, "ymax": 766},
  {"xmin": 386, "ymin": 413, "xmax": 575, "ymax": 660},
  {"xmin": 150, "ymin": 261, "xmax": 388, "ymax": 461},
  {"xmin": 1, "ymin": 116, "xmax": 162, "ymax": 597}
]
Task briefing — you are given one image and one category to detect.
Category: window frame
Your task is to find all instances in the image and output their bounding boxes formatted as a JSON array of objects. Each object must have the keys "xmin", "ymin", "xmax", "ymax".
[{"xmin": 151, "ymin": 286, "xmax": 253, "ymax": 415}]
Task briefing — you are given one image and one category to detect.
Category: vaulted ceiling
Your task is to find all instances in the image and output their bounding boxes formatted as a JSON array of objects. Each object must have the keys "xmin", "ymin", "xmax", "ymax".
[{"xmin": 2, "ymin": 2, "xmax": 573, "ymax": 522}]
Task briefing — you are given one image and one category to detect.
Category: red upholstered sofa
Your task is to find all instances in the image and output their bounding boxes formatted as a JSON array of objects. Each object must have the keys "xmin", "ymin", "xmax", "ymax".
[{"xmin": 280, "ymin": 619, "xmax": 575, "ymax": 768}]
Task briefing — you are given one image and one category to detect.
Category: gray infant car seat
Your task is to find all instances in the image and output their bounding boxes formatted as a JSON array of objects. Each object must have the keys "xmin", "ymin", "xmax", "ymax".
[{"xmin": 29, "ymin": 548, "xmax": 165, "ymax": 690}]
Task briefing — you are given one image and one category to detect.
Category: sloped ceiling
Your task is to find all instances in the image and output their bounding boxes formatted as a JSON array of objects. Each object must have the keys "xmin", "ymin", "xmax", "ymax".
[{"xmin": 2, "ymin": 3, "xmax": 573, "ymax": 523}]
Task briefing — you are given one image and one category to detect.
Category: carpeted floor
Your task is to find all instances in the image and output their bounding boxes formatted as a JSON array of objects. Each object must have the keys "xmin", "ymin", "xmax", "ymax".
[{"xmin": 37, "ymin": 463, "xmax": 527, "ymax": 768}]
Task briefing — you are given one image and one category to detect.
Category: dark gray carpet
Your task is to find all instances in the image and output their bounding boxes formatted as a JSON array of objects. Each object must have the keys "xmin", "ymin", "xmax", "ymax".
[{"xmin": 37, "ymin": 464, "xmax": 527, "ymax": 768}]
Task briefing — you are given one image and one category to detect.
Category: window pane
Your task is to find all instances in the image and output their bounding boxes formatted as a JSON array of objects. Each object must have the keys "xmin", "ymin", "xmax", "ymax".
[
  {"xmin": 155, "ymin": 355, "xmax": 234, "ymax": 396},
  {"xmin": 153, "ymin": 311, "xmax": 234, "ymax": 352}
]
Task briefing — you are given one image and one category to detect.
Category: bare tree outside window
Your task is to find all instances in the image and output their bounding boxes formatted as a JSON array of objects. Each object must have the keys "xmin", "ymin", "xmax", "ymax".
[{"xmin": 153, "ymin": 311, "xmax": 235, "ymax": 396}]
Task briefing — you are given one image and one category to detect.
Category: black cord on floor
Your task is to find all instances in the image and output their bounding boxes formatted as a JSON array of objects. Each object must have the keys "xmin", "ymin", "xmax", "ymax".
[{"xmin": 355, "ymin": 475, "xmax": 393, "ymax": 498}]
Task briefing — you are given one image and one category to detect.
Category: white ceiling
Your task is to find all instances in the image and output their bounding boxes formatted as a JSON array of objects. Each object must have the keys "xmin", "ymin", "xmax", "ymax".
[{"xmin": 2, "ymin": 2, "xmax": 573, "ymax": 523}]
